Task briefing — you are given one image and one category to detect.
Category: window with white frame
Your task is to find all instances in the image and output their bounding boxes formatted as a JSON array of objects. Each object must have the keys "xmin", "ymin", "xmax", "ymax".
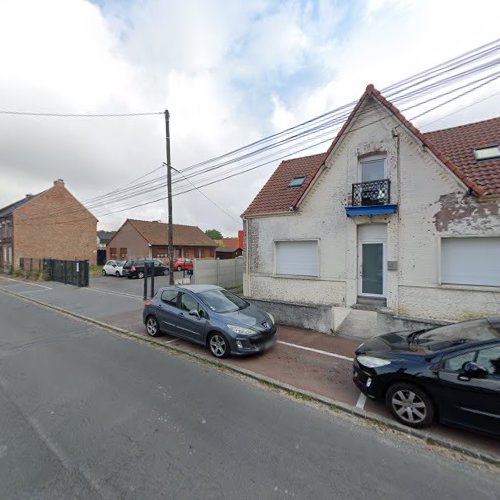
[
  {"xmin": 441, "ymin": 237, "xmax": 500, "ymax": 287},
  {"xmin": 275, "ymin": 240, "xmax": 319, "ymax": 276},
  {"xmin": 360, "ymin": 156, "xmax": 386, "ymax": 182}
]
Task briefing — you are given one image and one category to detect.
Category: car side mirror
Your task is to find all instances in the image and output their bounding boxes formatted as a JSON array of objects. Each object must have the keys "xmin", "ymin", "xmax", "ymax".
[
  {"xmin": 189, "ymin": 309, "xmax": 200, "ymax": 319},
  {"xmin": 462, "ymin": 361, "xmax": 488, "ymax": 379}
]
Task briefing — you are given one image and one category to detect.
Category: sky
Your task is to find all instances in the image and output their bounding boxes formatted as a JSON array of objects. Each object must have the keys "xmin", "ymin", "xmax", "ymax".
[{"xmin": 1, "ymin": 0, "xmax": 500, "ymax": 236}]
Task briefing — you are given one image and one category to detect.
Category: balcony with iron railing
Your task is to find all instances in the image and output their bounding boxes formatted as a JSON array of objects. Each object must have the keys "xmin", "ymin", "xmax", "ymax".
[{"xmin": 345, "ymin": 178, "xmax": 397, "ymax": 217}]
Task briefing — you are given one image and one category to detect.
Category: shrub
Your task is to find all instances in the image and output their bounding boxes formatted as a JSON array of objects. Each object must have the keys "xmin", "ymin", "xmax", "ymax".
[{"xmin": 14, "ymin": 268, "xmax": 24, "ymax": 277}]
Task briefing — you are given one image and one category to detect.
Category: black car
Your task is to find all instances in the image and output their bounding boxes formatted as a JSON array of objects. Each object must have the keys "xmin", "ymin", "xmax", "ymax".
[
  {"xmin": 353, "ymin": 317, "xmax": 500, "ymax": 435},
  {"xmin": 122, "ymin": 259, "xmax": 169, "ymax": 279}
]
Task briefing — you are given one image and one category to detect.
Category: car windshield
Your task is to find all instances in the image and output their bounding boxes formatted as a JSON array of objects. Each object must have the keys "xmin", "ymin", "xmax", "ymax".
[
  {"xmin": 198, "ymin": 289, "xmax": 249, "ymax": 313},
  {"xmin": 414, "ymin": 319, "xmax": 500, "ymax": 351},
  {"xmin": 116, "ymin": 261, "xmax": 125, "ymax": 266}
]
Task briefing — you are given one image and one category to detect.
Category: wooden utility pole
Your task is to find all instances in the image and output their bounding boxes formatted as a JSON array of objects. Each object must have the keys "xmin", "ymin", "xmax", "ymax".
[{"xmin": 165, "ymin": 110, "xmax": 174, "ymax": 285}]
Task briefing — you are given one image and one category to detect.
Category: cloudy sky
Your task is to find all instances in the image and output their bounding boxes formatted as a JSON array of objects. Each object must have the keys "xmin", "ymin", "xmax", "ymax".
[{"xmin": 1, "ymin": 0, "xmax": 500, "ymax": 236}]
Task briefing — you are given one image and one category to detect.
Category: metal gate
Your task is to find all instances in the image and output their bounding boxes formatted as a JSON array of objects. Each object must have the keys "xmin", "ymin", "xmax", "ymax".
[{"xmin": 45, "ymin": 259, "xmax": 89, "ymax": 287}]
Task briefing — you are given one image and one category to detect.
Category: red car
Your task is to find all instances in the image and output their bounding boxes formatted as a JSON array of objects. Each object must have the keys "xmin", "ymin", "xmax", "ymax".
[{"xmin": 172, "ymin": 258, "xmax": 193, "ymax": 271}]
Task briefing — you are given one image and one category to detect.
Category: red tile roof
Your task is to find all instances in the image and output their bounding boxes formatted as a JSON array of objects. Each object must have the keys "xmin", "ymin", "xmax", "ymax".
[
  {"xmin": 424, "ymin": 117, "xmax": 500, "ymax": 196},
  {"xmin": 127, "ymin": 219, "xmax": 217, "ymax": 247},
  {"xmin": 241, "ymin": 153, "xmax": 325, "ymax": 217},
  {"xmin": 243, "ymin": 85, "xmax": 500, "ymax": 217}
]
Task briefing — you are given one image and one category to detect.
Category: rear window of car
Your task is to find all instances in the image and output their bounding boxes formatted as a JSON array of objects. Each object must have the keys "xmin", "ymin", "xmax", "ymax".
[{"xmin": 416, "ymin": 319, "xmax": 500, "ymax": 351}]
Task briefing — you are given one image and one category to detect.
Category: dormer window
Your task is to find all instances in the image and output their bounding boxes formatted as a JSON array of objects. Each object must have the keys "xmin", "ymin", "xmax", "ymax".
[
  {"xmin": 288, "ymin": 176, "xmax": 306, "ymax": 188},
  {"xmin": 473, "ymin": 146, "xmax": 500, "ymax": 161}
]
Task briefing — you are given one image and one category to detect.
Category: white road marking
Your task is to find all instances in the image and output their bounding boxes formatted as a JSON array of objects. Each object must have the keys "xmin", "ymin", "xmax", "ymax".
[
  {"xmin": 165, "ymin": 338, "xmax": 180, "ymax": 344},
  {"xmin": 83, "ymin": 287, "xmax": 144, "ymax": 301},
  {"xmin": 0, "ymin": 277, "xmax": 52, "ymax": 289},
  {"xmin": 19, "ymin": 289, "xmax": 50, "ymax": 294},
  {"xmin": 356, "ymin": 392, "xmax": 367, "ymax": 410},
  {"xmin": 276, "ymin": 340, "xmax": 354, "ymax": 362}
]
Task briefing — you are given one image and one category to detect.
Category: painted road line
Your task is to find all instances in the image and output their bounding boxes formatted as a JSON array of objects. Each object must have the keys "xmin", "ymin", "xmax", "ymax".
[
  {"xmin": 356, "ymin": 392, "xmax": 367, "ymax": 410},
  {"xmin": 276, "ymin": 340, "xmax": 354, "ymax": 362},
  {"xmin": 19, "ymin": 289, "xmax": 50, "ymax": 294},
  {"xmin": 0, "ymin": 277, "xmax": 52, "ymax": 289},
  {"xmin": 83, "ymin": 287, "xmax": 144, "ymax": 301},
  {"xmin": 165, "ymin": 338, "xmax": 180, "ymax": 344}
]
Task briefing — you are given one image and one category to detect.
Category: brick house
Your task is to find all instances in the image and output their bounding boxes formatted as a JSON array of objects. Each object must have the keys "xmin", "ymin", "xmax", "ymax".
[
  {"xmin": 106, "ymin": 219, "xmax": 217, "ymax": 261},
  {"xmin": 242, "ymin": 84, "xmax": 500, "ymax": 335},
  {"xmin": 0, "ymin": 179, "xmax": 98, "ymax": 271}
]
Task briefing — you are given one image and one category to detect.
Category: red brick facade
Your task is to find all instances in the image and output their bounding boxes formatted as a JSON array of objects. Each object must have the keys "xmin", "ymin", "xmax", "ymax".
[{"xmin": 10, "ymin": 180, "xmax": 97, "ymax": 266}]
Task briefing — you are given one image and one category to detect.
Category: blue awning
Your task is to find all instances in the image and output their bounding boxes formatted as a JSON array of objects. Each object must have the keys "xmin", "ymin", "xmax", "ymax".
[{"xmin": 345, "ymin": 205, "xmax": 398, "ymax": 217}]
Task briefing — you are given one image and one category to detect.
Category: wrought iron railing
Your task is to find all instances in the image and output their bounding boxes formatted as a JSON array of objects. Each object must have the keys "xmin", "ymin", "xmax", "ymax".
[{"xmin": 351, "ymin": 179, "xmax": 390, "ymax": 206}]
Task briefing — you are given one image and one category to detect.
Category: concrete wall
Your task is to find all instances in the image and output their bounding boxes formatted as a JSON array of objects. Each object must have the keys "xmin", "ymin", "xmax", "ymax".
[
  {"xmin": 244, "ymin": 96, "xmax": 500, "ymax": 333},
  {"xmin": 13, "ymin": 181, "xmax": 97, "ymax": 265},
  {"xmin": 107, "ymin": 221, "xmax": 149, "ymax": 261},
  {"xmin": 193, "ymin": 257, "xmax": 244, "ymax": 289}
]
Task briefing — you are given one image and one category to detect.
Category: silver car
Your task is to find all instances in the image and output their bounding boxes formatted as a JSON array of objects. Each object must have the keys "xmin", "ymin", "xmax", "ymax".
[{"xmin": 143, "ymin": 285, "xmax": 276, "ymax": 358}]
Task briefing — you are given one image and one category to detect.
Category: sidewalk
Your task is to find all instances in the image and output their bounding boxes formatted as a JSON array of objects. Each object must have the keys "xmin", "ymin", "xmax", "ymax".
[{"xmin": 1, "ymin": 274, "xmax": 498, "ymax": 463}]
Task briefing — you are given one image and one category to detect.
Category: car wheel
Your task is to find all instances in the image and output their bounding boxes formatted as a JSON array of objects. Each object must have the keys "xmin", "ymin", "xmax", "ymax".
[
  {"xmin": 145, "ymin": 315, "xmax": 161, "ymax": 337},
  {"xmin": 177, "ymin": 266, "xmax": 182, "ymax": 271},
  {"xmin": 138, "ymin": 271, "xmax": 145, "ymax": 279},
  {"xmin": 114, "ymin": 271, "xmax": 119, "ymax": 277},
  {"xmin": 386, "ymin": 383, "xmax": 434, "ymax": 428},
  {"xmin": 208, "ymin": 332, "xmax": 230, "ymax": 359},
  {"xmin": 102, "ymin": 269, "xmax": 106, "ymax": 276}
]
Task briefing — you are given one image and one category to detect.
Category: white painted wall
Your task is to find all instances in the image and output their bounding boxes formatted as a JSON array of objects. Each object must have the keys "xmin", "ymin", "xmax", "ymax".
[{"xmin": 244, "ymin": 96, "xmax": 500, "ymax": 323}]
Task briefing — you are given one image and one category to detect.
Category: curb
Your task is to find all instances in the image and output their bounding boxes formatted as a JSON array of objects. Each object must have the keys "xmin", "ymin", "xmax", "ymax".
[{"xmin": 1, "ymin": 286, "xmax": 498, "ymax": 467}]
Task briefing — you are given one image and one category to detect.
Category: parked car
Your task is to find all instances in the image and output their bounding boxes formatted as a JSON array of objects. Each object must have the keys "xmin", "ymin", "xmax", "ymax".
[
  {"xmin": 143, "ymin": 284, "xmax": 276, "ymax": 358},
  {"xmin": 353, "ymin": 317, "xmax": 500, "ymax": 436},
  {"xmin": 172, "ymin": 258, "xmax": 193, "ymax": 272},
  {"xmin": 123, "ymin": 259, "xmax": 169, "ymax": 279},
  {"xmin": 102, "ymin": 260, "xmax": 125, "ymax": 277}
]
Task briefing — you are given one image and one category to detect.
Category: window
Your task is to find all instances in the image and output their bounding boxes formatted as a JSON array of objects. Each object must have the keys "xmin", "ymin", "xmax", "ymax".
[
  {"xmin": 476, "ymin": 345, "xmax": 500, "ymax": 376},
  {"xmin": 444, "ymin": 351, "xmax": 476, "ymax": 372},
  {"xmin": 275, "ymin": 240, "xmax": 319, "ymax": 276},
  {"xmin": 473, "ymin": 146, "xmax": 500, "ymax": 161},
  {"xmin": 180, "ymin": 293, "xmax": 199, "ymax": 312},
  {"xmin": 441, "ymin": 237, "xmax": 500, "ymax": 286},
  {"xmin": 110, "ymin": 247, "xmax": 117, "ymax": 259},
  {"xmin": 161, "ymin": 289, "xmax": 179, "ymax": 306},
  {"xmin": 119, "ymin": 248, "xmax": 127, "ymax": 259},
  {"xmin": 360, "ymin": 157, "xmax": 385, "ymax": 182},
  {"xmin": 288, "ymin": 176, "xmax": 306, "ymax": 188}
]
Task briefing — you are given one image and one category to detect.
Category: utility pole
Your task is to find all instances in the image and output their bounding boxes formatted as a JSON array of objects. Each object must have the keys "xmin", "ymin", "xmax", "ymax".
[{"xmin": 165, "ymin": 110, "xmax": 174, "ymax": 285}]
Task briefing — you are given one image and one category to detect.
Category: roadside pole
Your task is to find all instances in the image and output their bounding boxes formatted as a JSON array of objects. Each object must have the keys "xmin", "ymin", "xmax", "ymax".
[
  {"xmin": 143, "ymin": 263, "xmax": 148, "ymax": 301},
  {"xmin": 150, "ymin": 262, "xmax": 155, "ymax": 298},
  {"xmin": 165, "ymin": 110, "xmax": 174, "ymax": 286}
]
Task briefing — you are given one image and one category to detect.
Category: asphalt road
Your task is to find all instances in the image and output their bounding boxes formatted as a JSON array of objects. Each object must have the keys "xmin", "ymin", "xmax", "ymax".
[{"xmin": 0, "ymin": 292, "xmax": 498, "ymax": 500}]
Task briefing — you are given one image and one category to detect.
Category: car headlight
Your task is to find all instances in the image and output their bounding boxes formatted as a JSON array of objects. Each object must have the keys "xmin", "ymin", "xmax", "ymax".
[
  {"xmin": 357, "ymin": 355, "xmax": 391, "ymax": 368},
  {"xmin": 227, "ymin": 324, "xmax": 255, "ymax": 336},
  {"xmin": 267, "ymin": 313, "xmax": 275, "ymax": 324}
]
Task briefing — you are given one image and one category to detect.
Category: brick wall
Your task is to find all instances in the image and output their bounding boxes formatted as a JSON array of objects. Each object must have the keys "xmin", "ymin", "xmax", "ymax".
[
  {"xmin": 13, "ymin": 180, "xmax": 97, "ymax": 266},
  {"xmin": 106, "ymin": 220, "xmax": 149, "ymax": 261}
]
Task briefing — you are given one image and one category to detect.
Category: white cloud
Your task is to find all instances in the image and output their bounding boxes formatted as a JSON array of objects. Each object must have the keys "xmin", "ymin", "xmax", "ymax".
[{"xmin": 0, "ymin": 0, "xmax": 499, "ymax": 237}]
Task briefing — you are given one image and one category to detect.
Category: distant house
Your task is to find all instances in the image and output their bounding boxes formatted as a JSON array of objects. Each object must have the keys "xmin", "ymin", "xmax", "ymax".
[
  {"xmin": 97, "ymin": 230, "xmax": 116, "ymax": 265},
  {"xmin": 214, "ymin": 236, "xmax": 243, "ymax": 259},
  {"xmin": 242, "ymin": 84, "xmax": 500, "ymax": 335},
  {"xmin": 216, "ymin": 247, "xmax": 243, "ymax": 259},
  {"xmin": 0, "ymin": 179, "xmax": 98, "ymax": 271},
  {"xmin": 106, "ymin": 219, "xmax": 217, "ymax": 262}
]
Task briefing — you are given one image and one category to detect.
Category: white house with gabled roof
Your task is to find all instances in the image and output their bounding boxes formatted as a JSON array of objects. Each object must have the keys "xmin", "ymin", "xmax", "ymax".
[{"xmin": 242, "ymin": 85, "xmax": 500, "ymax": 336}]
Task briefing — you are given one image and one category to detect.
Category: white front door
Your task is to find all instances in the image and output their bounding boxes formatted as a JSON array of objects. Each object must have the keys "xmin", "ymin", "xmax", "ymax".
[{"xmin": 358, "ymin": 225, "xmax": 386, "ymax": 297}]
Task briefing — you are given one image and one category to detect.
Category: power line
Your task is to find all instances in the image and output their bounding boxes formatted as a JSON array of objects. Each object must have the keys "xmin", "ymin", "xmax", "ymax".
[{"xmin": 0, "ymin": 110, "xmax": 163, "ymax": 117}]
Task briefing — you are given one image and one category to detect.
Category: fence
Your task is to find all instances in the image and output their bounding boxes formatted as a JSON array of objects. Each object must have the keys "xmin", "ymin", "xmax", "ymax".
[
  {"xmin": 19, "ymin": 258, "xmax": 89, "ymax": 287},
  {"xmin": 192, "ymin": 257, "xmax": 244, "ymax": 289}
]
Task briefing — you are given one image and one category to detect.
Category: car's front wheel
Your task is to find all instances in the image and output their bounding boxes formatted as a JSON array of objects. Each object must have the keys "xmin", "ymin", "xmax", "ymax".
[
  {"xmin": 177, "ymin": 266, "xmax": 182, "ymax": 271},
  {"xmin": 386, "ymin": 383, "xmax": 434, "ymax": 428},
  {"xmin": 138, "ymin": 271, "xmax": 145, "ymax": 279},
  {"xmin": 208, "ymin": 332, "xmax": 230, "ymax": 358},
  {"xmin": 145, "ymin": 316, "xmax": 160, "ymax": 337},
  {"xmin": 115, "ymin": 271, "xmax": 120, "ymax": 277}
]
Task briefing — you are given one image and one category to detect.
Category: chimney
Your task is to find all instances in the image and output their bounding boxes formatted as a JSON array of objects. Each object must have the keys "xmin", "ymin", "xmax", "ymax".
[{"xmin": 53, "ymin": 179, "xmax": 64, "ymax": 186}]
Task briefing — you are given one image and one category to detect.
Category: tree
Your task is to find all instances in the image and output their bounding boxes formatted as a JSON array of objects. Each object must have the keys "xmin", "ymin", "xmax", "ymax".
[{"xmin": 205, "ymin": 229, "xmax": 223, "ymax": 240}]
